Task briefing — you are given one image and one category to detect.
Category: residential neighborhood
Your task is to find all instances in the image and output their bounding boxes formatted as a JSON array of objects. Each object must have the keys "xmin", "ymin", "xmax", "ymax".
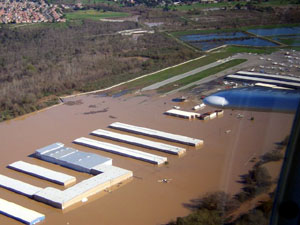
[{"xmin": 0, "ymin": 0, "xmax": 65, "ymax": 24}]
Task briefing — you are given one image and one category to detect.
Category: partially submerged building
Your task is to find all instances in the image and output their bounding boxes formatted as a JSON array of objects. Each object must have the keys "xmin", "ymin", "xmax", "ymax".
[
  {"xmin": 0, "ymin": 198, "xmax": 45, "ymax": 225},
  {"xmin": 199, "ymin": 113, "xmax": 210, "ymax": 120},
  {"xmin": 109, "ymin": 122, "xmax": 203, "ymax": 147},
  {"xmin": 0, "ymin": 143, "xmax": 132, "ymax": 210},
  {"xmin": 226, "ymin": 72, "xmax": 300, "ymax": 89},
  {"xmin": 91, "ymin": 129, "xmax": 186, "ymax": 156},
  {"xmin": 164, "ymin": 109, "xmax": 200, "ymax": 119},
  {"xmin": 73, "ymin": 137, "xmax": 168, "ymax": 165},
  {"xmin": 34, "ymin": 164, "xmax": 132, "ymax": 209},
  {"xmin": 206, "ymin": 111, "xmax": 217, "ymax": 119},
  {"xmin": 199, "ymin": 111, "xmax": 217, "ymax": 120},
  {"xmin": 0, "ymin": 174, "xmax": 43, "ymax": 198},
  {"xmin": 35, "ymin": 143, "xmax": 112, "ymax": 173},
  {"xmin": 193, "ymin": 103, "xmax": 206, "ymax": 111},
  {"xmin": 215, "ymin": 109, "xmax": 224, "ymax": 117},
  {"xmin": 236, "ymin": 71, "xmax": 300, "ymax": 83},
  {"xmin": 8, "ymin": 161, "xmax": 76, "ymax": 186}
]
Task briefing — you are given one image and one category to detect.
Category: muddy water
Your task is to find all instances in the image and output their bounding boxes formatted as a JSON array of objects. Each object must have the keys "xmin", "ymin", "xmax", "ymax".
[{"xmin": 0, "ymin": 92, "xmax": 294, "ymax": 225}]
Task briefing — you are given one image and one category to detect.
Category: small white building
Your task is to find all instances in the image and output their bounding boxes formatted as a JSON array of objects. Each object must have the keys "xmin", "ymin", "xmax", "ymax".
[
  {"xmin": 193, "ymin": 103, "xmax": 206, "ymax": 111},
  {"xmin": 165, "ymin": 109, "xmax": 200, "ymax": 119}
]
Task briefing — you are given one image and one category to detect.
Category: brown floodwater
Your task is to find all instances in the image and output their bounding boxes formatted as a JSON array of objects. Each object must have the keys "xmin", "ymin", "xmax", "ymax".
[{"xmin": 0, "ymin": 92, "xmax": 294, "ymax": 225}]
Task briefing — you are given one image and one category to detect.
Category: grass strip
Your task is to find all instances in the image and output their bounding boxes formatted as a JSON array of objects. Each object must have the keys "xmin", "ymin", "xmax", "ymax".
[
  {"xmin": 170, "ymin": 2, "xmax": 246, "ymax": 10},
  {"xmin": 124, "ymin": 51, "xmax": 234, "ymax": 89},
  {"xmin": 157, "ymin": 59, "xmax": 247, "ymax": 93},
  {"xmin": 170, "ymin": 0, "xmax": 295, "ymax": 11},
  {"xmin": 80, "ymin": 0, "xmax": 118, "ymax": 5},
  {"xmin": 275, "ymin": 38, "xmax": 300, "ymax": 46},
  {"xmin": 65, "ymin": 10, "xmax": 129, "ymax": 21},
  {"xmin": 223, "ymin": 45, "xmax": 278, "ymax": 54}
]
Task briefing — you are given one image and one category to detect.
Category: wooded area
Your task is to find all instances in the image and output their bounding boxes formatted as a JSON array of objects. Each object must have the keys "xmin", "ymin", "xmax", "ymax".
[
  {"xmin": 166, "ymin": 138, "xmax": 288, "ymax": 225},
  {"xmin": 0, "ymin": 1, "xmax": 299, "ymax": 121},
  {"xmin": 0, "ymin": 20, "xmax": 199, "ymax": 121}
]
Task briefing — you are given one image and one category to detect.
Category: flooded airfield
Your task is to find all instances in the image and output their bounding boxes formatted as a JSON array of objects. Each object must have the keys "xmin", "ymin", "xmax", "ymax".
[{"xmin": 0, "ymin": 91, "xmax": 294, "ymax": 225}]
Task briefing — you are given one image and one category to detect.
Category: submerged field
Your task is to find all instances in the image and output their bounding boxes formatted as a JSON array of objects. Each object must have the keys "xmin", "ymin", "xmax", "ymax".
[
  {"xmin": 0, "ymin": 3, "xmax": 299, "ymax": 224},
  {"xmin": 0, "ymin": 5, "xmax": 299, "ymax": 125},
  {"xmin": 0, "ymin": 90, "xmax": 294, "ymax": 225}
]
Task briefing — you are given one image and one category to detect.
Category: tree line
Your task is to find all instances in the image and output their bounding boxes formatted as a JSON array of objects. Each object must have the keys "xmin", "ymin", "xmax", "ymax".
[
  {"xmin": 0, "ymin": 19, "xmax": 199, "ymax": 121},
  {"xmin": 167, "ymin": 138, "xmax": 288, "ymax": 225}
]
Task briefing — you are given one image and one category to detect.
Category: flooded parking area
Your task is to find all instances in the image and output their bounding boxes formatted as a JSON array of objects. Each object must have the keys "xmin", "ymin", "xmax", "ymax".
[{"xmin": 0, "ymin": 91, "xmax": 294, "ymax": 225}]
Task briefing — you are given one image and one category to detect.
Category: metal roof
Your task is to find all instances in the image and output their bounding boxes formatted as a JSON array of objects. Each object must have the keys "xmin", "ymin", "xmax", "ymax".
[
  {"xmin": 74, "ymin": 137, "xmax": 168, "ymax": 165},
  {"xmin": 0, "ymin": 198, "xmax": 45, "ymax": 225},
  {"xmin": 0, "ymin": 174, "xmax": 42, "ymax": 197},
  {"xmin": 226, "ymin": 75, "xmax": 300, "ymax": 89},
  {"xmin": 8, "ymin": 161, "xmax": 76, "ymax": 186},
  {"xmin": 236, "ymin": 71, "xmax": 300, "ymax": 83},
  {"xmin": 91, "ymin": 129, "xmax": 185, "ymax": 155},
  {"xmin": 165, "ymin": 109, "xmax": 200, "ymax": 119},
  {"xmin": 34, "ymin": 165, "xmax": 132, "ymax": 209},
  {"xmin": 109, "ymin": 122, "xmax": 203, "ymax": 147},
  {"xmin": 35, "ymin": 143, "xmax": 112, "ymax": 173}
]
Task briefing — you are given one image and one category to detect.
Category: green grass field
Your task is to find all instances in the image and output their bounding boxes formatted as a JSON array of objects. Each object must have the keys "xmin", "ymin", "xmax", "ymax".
[
  {"xmin": 170, "ymin": 0, "xmax": 295, "ymax": 11},
  {"xmin": 80, "ymin": 0, "xmax": 118, "ymax": 5},
  {"xmin": 65, "ymin": 10, "xmax": 129, "ymax": 21},
  {"xmin": 123, "ymin": 51, "xmax": 236, "ymax": 90},
  {"xmin": 10, "ymin": 10, "xmax": 130, "ymax": 28},
  {"xmin": 223, "ymin": 45, "xmax": 278, "ymax": 54},
  {"xmin": 170, "ymin": 28, "xmax": 241, "ymax": 37},
  {"xmin": 273, "ymin": 36, "xmax": 300, "ymax": 45},
  {"xmin": 157, "ymin": 59, "xmax": 247, "ymax": 93},
  {"xmin": 118, "ymin": 43, "xmax": 282, "ymax": 91},
  {"xmin": 170, "ymin": 2, "xmax": 246, "ymax": 10},
  {"xmin": 258, "ymin": 0, "xmax": 297, "ymax": 6}
]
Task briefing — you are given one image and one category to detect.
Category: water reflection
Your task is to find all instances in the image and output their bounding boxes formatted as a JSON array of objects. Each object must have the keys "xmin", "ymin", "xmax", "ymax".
[
  {"xmin": 191, "ymin": 38, "xmax": 278, "ymax": 51},
  {"xmin": 204, "ymin": 87, "xmax": 300, "ymax": 113},
  {"xmin": 248, "ymin": 26, "xmax": 300, "ymax": 36},
  {"xmin": 180, "ymin": 32, "xmax": 248, "ymax": 41}
]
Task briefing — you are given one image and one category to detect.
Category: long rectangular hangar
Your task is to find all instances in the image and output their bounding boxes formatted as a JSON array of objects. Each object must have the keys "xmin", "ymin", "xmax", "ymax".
[
  {"xmin": 226, "ymin": 75, "xmax": 300, "ymax": 89},
  {"xmin": 0, "ymin": 143, "xmax": 133, "ymax": 210},
  {"xmin": 0, "ymin": 198, "xmax": 45, "ymax": 225},
  {"xmin": 8, "ymin": 161, "xmax": 76, "ymax": 186},
  {"xmin": 35, "ymin": 143, "xmax": 112, "ymax": 173},
  {"xmin": 236, "ymin": 71, "xmax": 300, "ymax": 83},
  {"xmin": 34, "ymin": 165, "xmax": 132, "ymax": 209},
  {"xmin": 164, "ymin": 109, "xmax": 200, "ymax": 119},
  {"xmin": 91, "ymin": 129, "xmax": 185, "ymax": 156},
  {"xmin": 0, "ymin": 167, "xmax": 132, "ymax": 210},
  {"xmin": 0, "ymin": 174, "xmax": 42, "ymax": 197},
  {"xmin": 74, "ymin": 137, "xmax": 168, "ymax": 165},
  {"xmin": 109, "ymin": 122, "xmax": 203, "ymax": 147}
]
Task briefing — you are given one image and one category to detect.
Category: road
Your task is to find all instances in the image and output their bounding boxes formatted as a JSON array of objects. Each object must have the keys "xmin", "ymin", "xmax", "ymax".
[
  {"xmin": 141, "ymin": 57, "xmax": 234, "ymax": 91},
  {"xmin": 166, "ymin": 54, "xmax": 262, "ymax": 95},
  {"xmin": 141, "ymin": 53, "xmax": 261, "ymax": 94}
]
